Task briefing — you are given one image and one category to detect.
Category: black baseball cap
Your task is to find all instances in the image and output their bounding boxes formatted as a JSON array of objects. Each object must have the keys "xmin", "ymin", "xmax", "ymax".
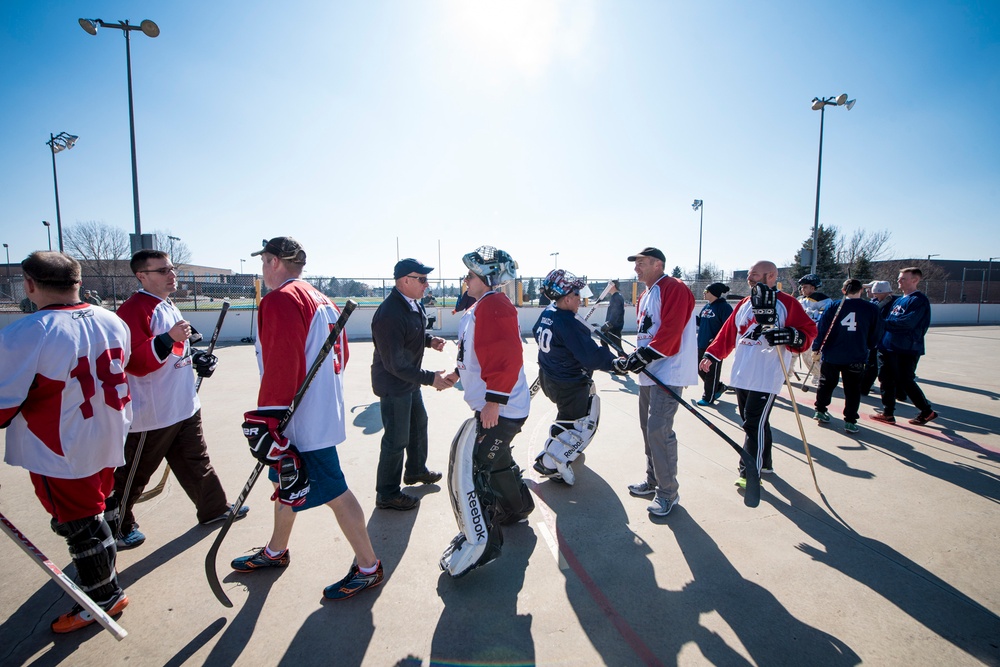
[
  {"xmin": 394, "ymin": 258, "xmax": 434, "ymax": 279},
  {"xmin": 627, "ymin": 247, "xmax": 666, "ymax": 263},
  {"xmin": 251, "ymin": 237, "xmax": 306, "ymax": 264}
]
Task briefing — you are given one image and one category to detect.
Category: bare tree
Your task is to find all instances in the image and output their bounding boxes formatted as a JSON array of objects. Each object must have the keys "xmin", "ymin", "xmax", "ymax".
[
  {"xmin": 837, "ymin": 228, "xmax": 893, "ymax": 277},
  {"xmin": 64, "ymin": 221, "xmax": 129, "ymax": 274},
  {"xmin": 151, "ymin": 230, "xmax": 193, "ymax": 267}
]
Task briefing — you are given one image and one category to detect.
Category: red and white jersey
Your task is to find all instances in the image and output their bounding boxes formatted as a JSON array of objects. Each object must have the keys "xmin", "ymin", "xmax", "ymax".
[
  {"xmin": 705, "ymin": 291, "xmax": 817, "ymax": 394},
  {"xmin": 1, "ymin": 304, "xmax": 132, "ymax": 479},
  {"xmin": 635, "ymin": 275, "xmax": 698, "ymax": 387},
  {"xmin": 256, "ymin": 279, "xmax": 349, "ymax": 451},
  {"xmin": 117, "ymin": 290, "xmax": 199, "ymax": 432},
  {"xmin": 455, "ymin": 291, "xmax": 530, "ymax": 419}
]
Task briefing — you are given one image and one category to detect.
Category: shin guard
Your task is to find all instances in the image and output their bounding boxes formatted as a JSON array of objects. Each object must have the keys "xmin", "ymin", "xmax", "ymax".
[{"xmin": 51, "ymin": 515, "xmax": 120, "ymax": 601}]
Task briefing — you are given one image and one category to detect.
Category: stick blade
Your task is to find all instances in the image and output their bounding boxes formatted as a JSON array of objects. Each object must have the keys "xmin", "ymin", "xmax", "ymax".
[{"xmin": 743, "ymin": 469, "xmax": 761, "ymax": 508}]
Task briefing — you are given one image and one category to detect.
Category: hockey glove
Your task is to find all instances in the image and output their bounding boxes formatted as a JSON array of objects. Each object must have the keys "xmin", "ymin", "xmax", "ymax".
[
  {"xmin": 611, "ymin": 346, "xmax": 661, "ymax": 374},
  {"xmin": 192, "ymin": 351, "xmax": 218, "ymax": 378},
  {"xmin": 762, "ymin": 327, "xmax": 805, "ymax": 348},
  {"xmin": 600, "ymin": 322, "xmax": 612, "ymax": 334},
  {"xmin": 811, "ymin": 351, "xmax": 822, "ymax": 365},
  {"xmin": 243, "ymin": 409, "xmax": 289, "ymax": 464},
  {"xmin": 750, "ymin": 283, "xmax": 778, "ymax": 328},
  {"xmin": 271, "ymin": 448, "xmax": 310, "ymax": 507}
]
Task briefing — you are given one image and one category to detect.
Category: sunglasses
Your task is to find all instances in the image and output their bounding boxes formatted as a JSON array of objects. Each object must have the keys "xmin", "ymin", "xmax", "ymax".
[
  {"xmin": 139, "ymin": 266, "xmax": 177, "ymax": 275},
  {"xmin": 406, "ymin": 275, "xmax": 428, "ymax": 284}
]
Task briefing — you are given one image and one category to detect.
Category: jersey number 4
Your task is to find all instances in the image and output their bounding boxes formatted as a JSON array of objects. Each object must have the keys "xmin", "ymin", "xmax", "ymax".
[
  {"xmin": 69, "ymin": 348, "xmax": 131, "ymax": 419},
  {"xmin": 839, "ymin": 311, "xmax": 858, "ymax": 332}
]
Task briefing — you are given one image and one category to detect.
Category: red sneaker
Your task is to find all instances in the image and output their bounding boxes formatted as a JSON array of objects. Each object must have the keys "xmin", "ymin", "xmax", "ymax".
[
  {"xmin": 51, "ymin": 591, "xmax": 128, "ymax": 634},
  {"xmin": 909, "ymin": 410, "xmax": 938, "ymax": 426},
  {"xmin": 870, "ymin": 413, "xmax": 896, "ymax": 425}
]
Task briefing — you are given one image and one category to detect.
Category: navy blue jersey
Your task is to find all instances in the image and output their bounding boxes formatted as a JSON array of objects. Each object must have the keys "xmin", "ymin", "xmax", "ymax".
[
  {"xmin": 697, "ymin": 298, "xmax": 733, "ymax": 350},
  {"xmin": 880, "ymin": 291, "xmax": 931, "ymax": 355},
  {"xmin": 813, "ymin": 298, "xmax": 881, "ymax": 365},
  {"xmin": 533, "ymin": 307, "xmax": 615, "ymax": 383}
]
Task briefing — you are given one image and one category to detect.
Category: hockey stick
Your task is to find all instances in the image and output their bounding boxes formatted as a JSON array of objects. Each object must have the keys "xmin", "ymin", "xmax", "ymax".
[
  {"xmin": 0, "ymin": 511, "xmax": 127, "ymax": 641},
  {"xmin": 589, "ymin": 325, "xmax": 760, "ymax": 508},
  {"xmin": 800, "ymin": 296, "xmax": 844, "ymax": 393},
  {"xmin": 138, "ymin": 301, "xmax": 231, "ymax": 504},
  {"xmin": 529, "ymin": 281, "xmax": 616, "ymax": 398},
  {"xmin": 205, "ymin": 299, "xmax": 358, "ymax": 607},
  {"xmin": 775, "ymin": 344, "xmax": 823, "ymax": 496}
]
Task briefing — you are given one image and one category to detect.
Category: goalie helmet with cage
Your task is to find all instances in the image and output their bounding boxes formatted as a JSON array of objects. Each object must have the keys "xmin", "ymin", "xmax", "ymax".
[
  {"xmin": 540, "ymin": 269, "xmax": 593, "ymax": 301},
  {"xmin": 462, "ymin": 246, "xmax": 518, "ymax": 287}
]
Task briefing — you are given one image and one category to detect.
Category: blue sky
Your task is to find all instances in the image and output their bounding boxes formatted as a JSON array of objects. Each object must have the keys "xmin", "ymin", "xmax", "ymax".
[{"xmin": 2, "ymin": 0, "xmax": 998, "ymax": 283}]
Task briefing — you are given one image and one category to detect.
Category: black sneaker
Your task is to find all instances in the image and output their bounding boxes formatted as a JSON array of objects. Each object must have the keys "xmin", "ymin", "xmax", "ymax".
[
  {"xmin": 375, "ymin": 493, "xmax": 419, "ymax": 511},
  {"xmin": 403, "ymin": 470, "xmax": 443, "ymax": 485},
  {"xmin": 324, "ymin": 561, "xmax": 384, "ymax": 600}
]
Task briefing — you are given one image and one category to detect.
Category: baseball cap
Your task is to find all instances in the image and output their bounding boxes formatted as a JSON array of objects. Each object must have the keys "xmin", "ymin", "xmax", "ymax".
[
  {"xmin": 627, "ymin": 247, "xmax": 666, "ymax": 263},
  {"xmin": 867, "ymin": 280, "xmax": 892, "ymax": 294},
  {"xmin": 251, "ymin": 237, "xmax": 306, "ymax": 264},
  {"xmin": 394, "ymin": 258, "xmax": 434, "ymax": 279}
]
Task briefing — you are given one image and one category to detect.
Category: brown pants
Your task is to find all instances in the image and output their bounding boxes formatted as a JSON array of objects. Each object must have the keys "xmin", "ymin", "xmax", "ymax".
[{"xmin": 112, "ymin": 409, "xmax": 229, "ymax": 528}]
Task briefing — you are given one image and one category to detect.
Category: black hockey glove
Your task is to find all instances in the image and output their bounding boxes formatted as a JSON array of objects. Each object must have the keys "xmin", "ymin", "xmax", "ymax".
[
  {"xmin": 192, "ymin": 351, "xmax": 218, "ymax": 378},
  {"xmin": 762, "ymin": 327, "xmax": 805, "ymax": 348},
  {"xmin": 271, "ymin": 449, "xmax": 310, "ymax": 507},
  {"xmin": 600, "ymin": 322, "xmax": 612, "ymax": 334},
  {"xmin": 750, "ymin": 283, "xmax": 778, "ymax": 328},
  {"xmin": 243, "ymin": 409, "xmax": 289, "ymax": 464},
  {"xmin": 611, "ymin": 346, "xmax": 661, "ymax": 374}
]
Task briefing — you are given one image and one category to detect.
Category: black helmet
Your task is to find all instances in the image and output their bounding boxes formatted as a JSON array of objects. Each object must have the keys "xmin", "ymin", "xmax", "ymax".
[{"xmin": 798, "ymin": 274, "xmax": 821, "ymax": 287}]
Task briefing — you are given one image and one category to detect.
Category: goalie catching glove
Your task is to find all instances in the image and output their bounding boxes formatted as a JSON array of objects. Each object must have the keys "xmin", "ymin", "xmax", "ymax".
[
  {"xmin": 192, "ymin": 351, "xmax": 218, "ymax": 378},
  {"xmin": 762, "ymin": 327, "xmax": 806, "ymax": 348},
  {"xmin": 612, "ymin": 345, "xmax": 661, "ymax": 374},
  {"xmin": 243, "ymin": 409, "xmax": 290, "ymax": 464}
]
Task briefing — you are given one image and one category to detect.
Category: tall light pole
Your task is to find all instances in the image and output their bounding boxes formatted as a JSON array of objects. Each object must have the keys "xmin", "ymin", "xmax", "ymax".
[
  {"xmin": 3, "ymin": 243, "xmax": 10, "ymax": 299},
  {"xmin": 692, "ymin": 199, "xmax": 704, "ymax": 279},
  {"xmin": 809, "ymin": 93, "xmax": 855, "ymax": 275},
  {"xmin": 79, "ymin": 18, "xmax": 160, "ymax": 248},
  {"xmin": 550, "ymin": 252, "xmax": 559, "ymax": 269},
  {"xmin": 42, "ymin": 221, "xmax": 52, "ymax": 250},
  {"xmin": 46, "ymin": 132, "xmax": 78, "ymax": 252},
  {"xmin": 240, "ymin": 258, "xmax": 246, "ymax": 274},
  {"xmin": 168, "ymin": 235, "xmax": 180, "ymax": 259}
]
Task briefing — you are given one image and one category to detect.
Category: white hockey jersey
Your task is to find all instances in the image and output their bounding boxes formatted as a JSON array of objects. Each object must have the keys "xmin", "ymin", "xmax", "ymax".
[{"xmin": 1, "ymin": 304, "xmax": 132, "ymax": 478}]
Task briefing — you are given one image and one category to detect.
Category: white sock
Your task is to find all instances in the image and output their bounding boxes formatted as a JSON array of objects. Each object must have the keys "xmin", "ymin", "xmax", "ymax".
[{"xmin": 359, "ymin": 560, "xmax": 380, "ymax": 575}]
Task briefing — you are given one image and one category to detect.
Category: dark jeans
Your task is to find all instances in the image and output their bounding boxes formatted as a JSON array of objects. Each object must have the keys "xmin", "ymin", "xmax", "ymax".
[
  {"xmin": 376, "ymin": 389, "xmax": 430, "ymax": 497},
  {"xmin": 539, "ymin": 371, "xmax": 591, "ymax": 436},
  {"xmin": 697, "ymin": 347, "xmax": 724, "ymax": 401},
  {"xmin": 814, "ymin": 361, "xmax": 866, "ymax": 423},
  {"xmin": 878, "ymin": 351, "xmax": 931, "ymax": 417},
  {"xmin": 735, "ymin": 389, "xmax": 775, "ymax": 475},
  {"xmin": 860, "ymin": 347, "xmax": 879, "ymax": 394}
]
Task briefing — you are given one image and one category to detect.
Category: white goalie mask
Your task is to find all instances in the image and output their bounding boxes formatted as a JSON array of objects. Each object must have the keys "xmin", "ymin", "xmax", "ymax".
[{"xmin": 462, "ymin": 245, "xmax": 518, "ymax": 287}]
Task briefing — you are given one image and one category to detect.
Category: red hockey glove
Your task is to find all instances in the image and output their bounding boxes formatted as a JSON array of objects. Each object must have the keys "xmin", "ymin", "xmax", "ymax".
[{"xmin": 243, "ymin": 410, "xmax": 289, "ymax": 464}]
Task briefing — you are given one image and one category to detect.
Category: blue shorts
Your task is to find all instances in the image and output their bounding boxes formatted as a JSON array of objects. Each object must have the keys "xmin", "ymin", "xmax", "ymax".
[{"xmin": 267, "ymin": 446, "xmax": 348, "ymax": 512}]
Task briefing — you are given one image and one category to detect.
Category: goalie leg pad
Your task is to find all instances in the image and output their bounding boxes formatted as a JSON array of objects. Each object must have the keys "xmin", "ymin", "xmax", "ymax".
[
  {"xmin": 51, "ymin": 515, "xmax": 120, "ymax": 601},
  {"xmin": 442, "ymin": 418, "xmax": 499, "ymax": 577},
  {"xmin": 538, "ymin": 394, "xmax": 601, "ymax": 486}
]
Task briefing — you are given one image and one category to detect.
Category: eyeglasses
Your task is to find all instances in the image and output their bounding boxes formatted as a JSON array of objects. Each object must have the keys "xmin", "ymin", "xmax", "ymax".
[
  {"xmin": 406, "ymin": 275, "xmax": 428, "ymax": 284},
  {"xmin": 139, "ymin": 266, "xmax": 177, "ymax": 275}
]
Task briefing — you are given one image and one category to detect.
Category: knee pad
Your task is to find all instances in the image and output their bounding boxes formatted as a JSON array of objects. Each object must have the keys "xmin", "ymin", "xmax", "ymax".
[
  {"xmin": 536, "ymin": 394, "xmax": 601, "ymax": 486},
  {"xmin": 51, "ymin": 515, "xmax": 118, "ymax": 598},
  {"xmin": 441, "ymin": 418, "xmax": 500, "ymax": 578}
]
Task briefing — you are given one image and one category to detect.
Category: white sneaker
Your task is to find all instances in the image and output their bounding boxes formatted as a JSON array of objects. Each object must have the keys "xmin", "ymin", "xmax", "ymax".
[
  {"xmin": 628, "ymin": 481, "xmax": 656, "ymax": 497},
  {"xmin": 647, "ymin": 495, "xmax": 679, "ymax": 516}
]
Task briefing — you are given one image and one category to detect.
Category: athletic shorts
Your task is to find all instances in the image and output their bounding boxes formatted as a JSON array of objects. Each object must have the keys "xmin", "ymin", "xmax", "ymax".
[
  {"xmin": 31, "ymin": 468, "xmax": 115, "ymax": 524},
  {"xmin": 267, "ymin": 446, "xmax": 348, "ymax": 512}
]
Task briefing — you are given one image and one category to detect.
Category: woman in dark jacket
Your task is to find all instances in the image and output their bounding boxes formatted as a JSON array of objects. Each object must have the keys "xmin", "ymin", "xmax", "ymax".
[{"xmin": 696, "ymin": 282, "xmax": 733, "ymax": 405}]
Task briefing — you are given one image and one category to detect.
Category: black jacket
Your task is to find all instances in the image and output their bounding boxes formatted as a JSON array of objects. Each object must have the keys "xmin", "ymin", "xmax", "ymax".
[
  {"xmin": 371, "ymin": 288, "xmax": 435, "ymax": 397},
  {"xmin": 604, "ymin": 292, "xmax": 625, "ymax": 330}
]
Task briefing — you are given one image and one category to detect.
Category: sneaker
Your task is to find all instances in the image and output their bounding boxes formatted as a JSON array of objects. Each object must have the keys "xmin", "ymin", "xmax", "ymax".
[
  {"xmin": 201, "ymin": 504, "xmax": 250, "ymax": 525},
  {"xmin": 845, "ymin": 422, "xmax": 860, "ymax": 434},
  {"xmin": 909, "ymin": 410, "xmax": 938, "ymax": 426},
  {"xmin": 696, "ymin": 398, "xmax": 712, "ymax": 406},
  {"xmin": 713, "ymin": 385, "xmax": 727, "ymax": 401},
  {"xmin": 871, "ymin": 413, "xmax": 896, "ymax": 425},
  {"xmin": 231, "ymin": 546, "xmax": 290, "ymax": 572},
  {"xmin": 51, "ymin": 590, "xmax": 128, "ymax": 634},
  {"xmin": 403, "ymin": 470, "xmax": 443, "ymax": 485},
  {"xmin": 116, "ymin": 527, "xmax": 146, "ymax": 550},
  {"xmin": 375, "ymin": 493, "xmax": 420, "ymax": 511},
  {"xmin": 814, "ymin": 410, "xmax": 831, "ymax": 424},
  {"xmin": 628, "ymin": 481, "xmax": 657, "ymax": 498},
  {"xmin": 647, "ymin": 495, "xmax": 679, "ymax": 516},
  {"xmin": 323, "ymin": 561, "xmax": 385, "ymax": 600},
  {"xmin": 761, "ymin": 467, "xmax": 774, "ymax": 475}
]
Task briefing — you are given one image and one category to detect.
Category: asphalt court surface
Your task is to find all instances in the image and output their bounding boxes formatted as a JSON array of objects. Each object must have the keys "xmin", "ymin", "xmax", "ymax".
[{"xmin": 1, "ymin": 326, "xmax": 998, "ymax": 666}]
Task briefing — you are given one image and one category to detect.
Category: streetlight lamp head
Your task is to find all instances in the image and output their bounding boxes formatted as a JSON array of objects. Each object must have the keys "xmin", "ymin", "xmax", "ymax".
[
  {"xmin": 43, "ymin": 221, "xmax": 50, "ymax": 227},
  {"xmin": 140, "ymin": 20, "xmax": 160, "ymax": 38},
  {"xmin": 811, "ymin": 98, "xmax": 825, "ymax": 111},
  {"xmin": 79, "ymin": 18, "xmax": 99, "ymax": 35},
  {"xmin": 692, "ymin": 199, "xmax": 703, "ymax": 210},
  {"xmin": 64, "ymin": 134, "xmax": 78, "ymax": 150},
  {"xmin": 845, "ymin": 99, "xmax": 856, "ymax": 111},
  {"xmin": 835, "ymin": 93, "xmax": 848, "ymax": 105}
]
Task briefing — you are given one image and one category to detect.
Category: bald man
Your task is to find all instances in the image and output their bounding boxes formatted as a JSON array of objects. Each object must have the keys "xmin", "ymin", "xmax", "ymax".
[{"xmin": 700, "ymin": 261, "xmax": 816, "ymax": 486}]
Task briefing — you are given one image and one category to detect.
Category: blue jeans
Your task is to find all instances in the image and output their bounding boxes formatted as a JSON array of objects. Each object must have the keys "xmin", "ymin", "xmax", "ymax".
[{"xmin": 376, "ymin": 389, "xmax": 429, "ymax": 497}]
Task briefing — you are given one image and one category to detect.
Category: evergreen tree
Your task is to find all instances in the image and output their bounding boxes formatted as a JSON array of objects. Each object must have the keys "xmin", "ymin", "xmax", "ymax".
[
  {"xmin": 526, "ymin": 277, "xmax": 537, "ymax": 302},
  {"xmin": 671, "ymin": 266, "xmax": 683, "ymax": 279},
  {"xmin": 792, "ymin": 225, "xmax": 843, "ymax": 283},
  {"xmin": 852, "ymin": 252, "xmax": 873, "ymax": 282}
]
